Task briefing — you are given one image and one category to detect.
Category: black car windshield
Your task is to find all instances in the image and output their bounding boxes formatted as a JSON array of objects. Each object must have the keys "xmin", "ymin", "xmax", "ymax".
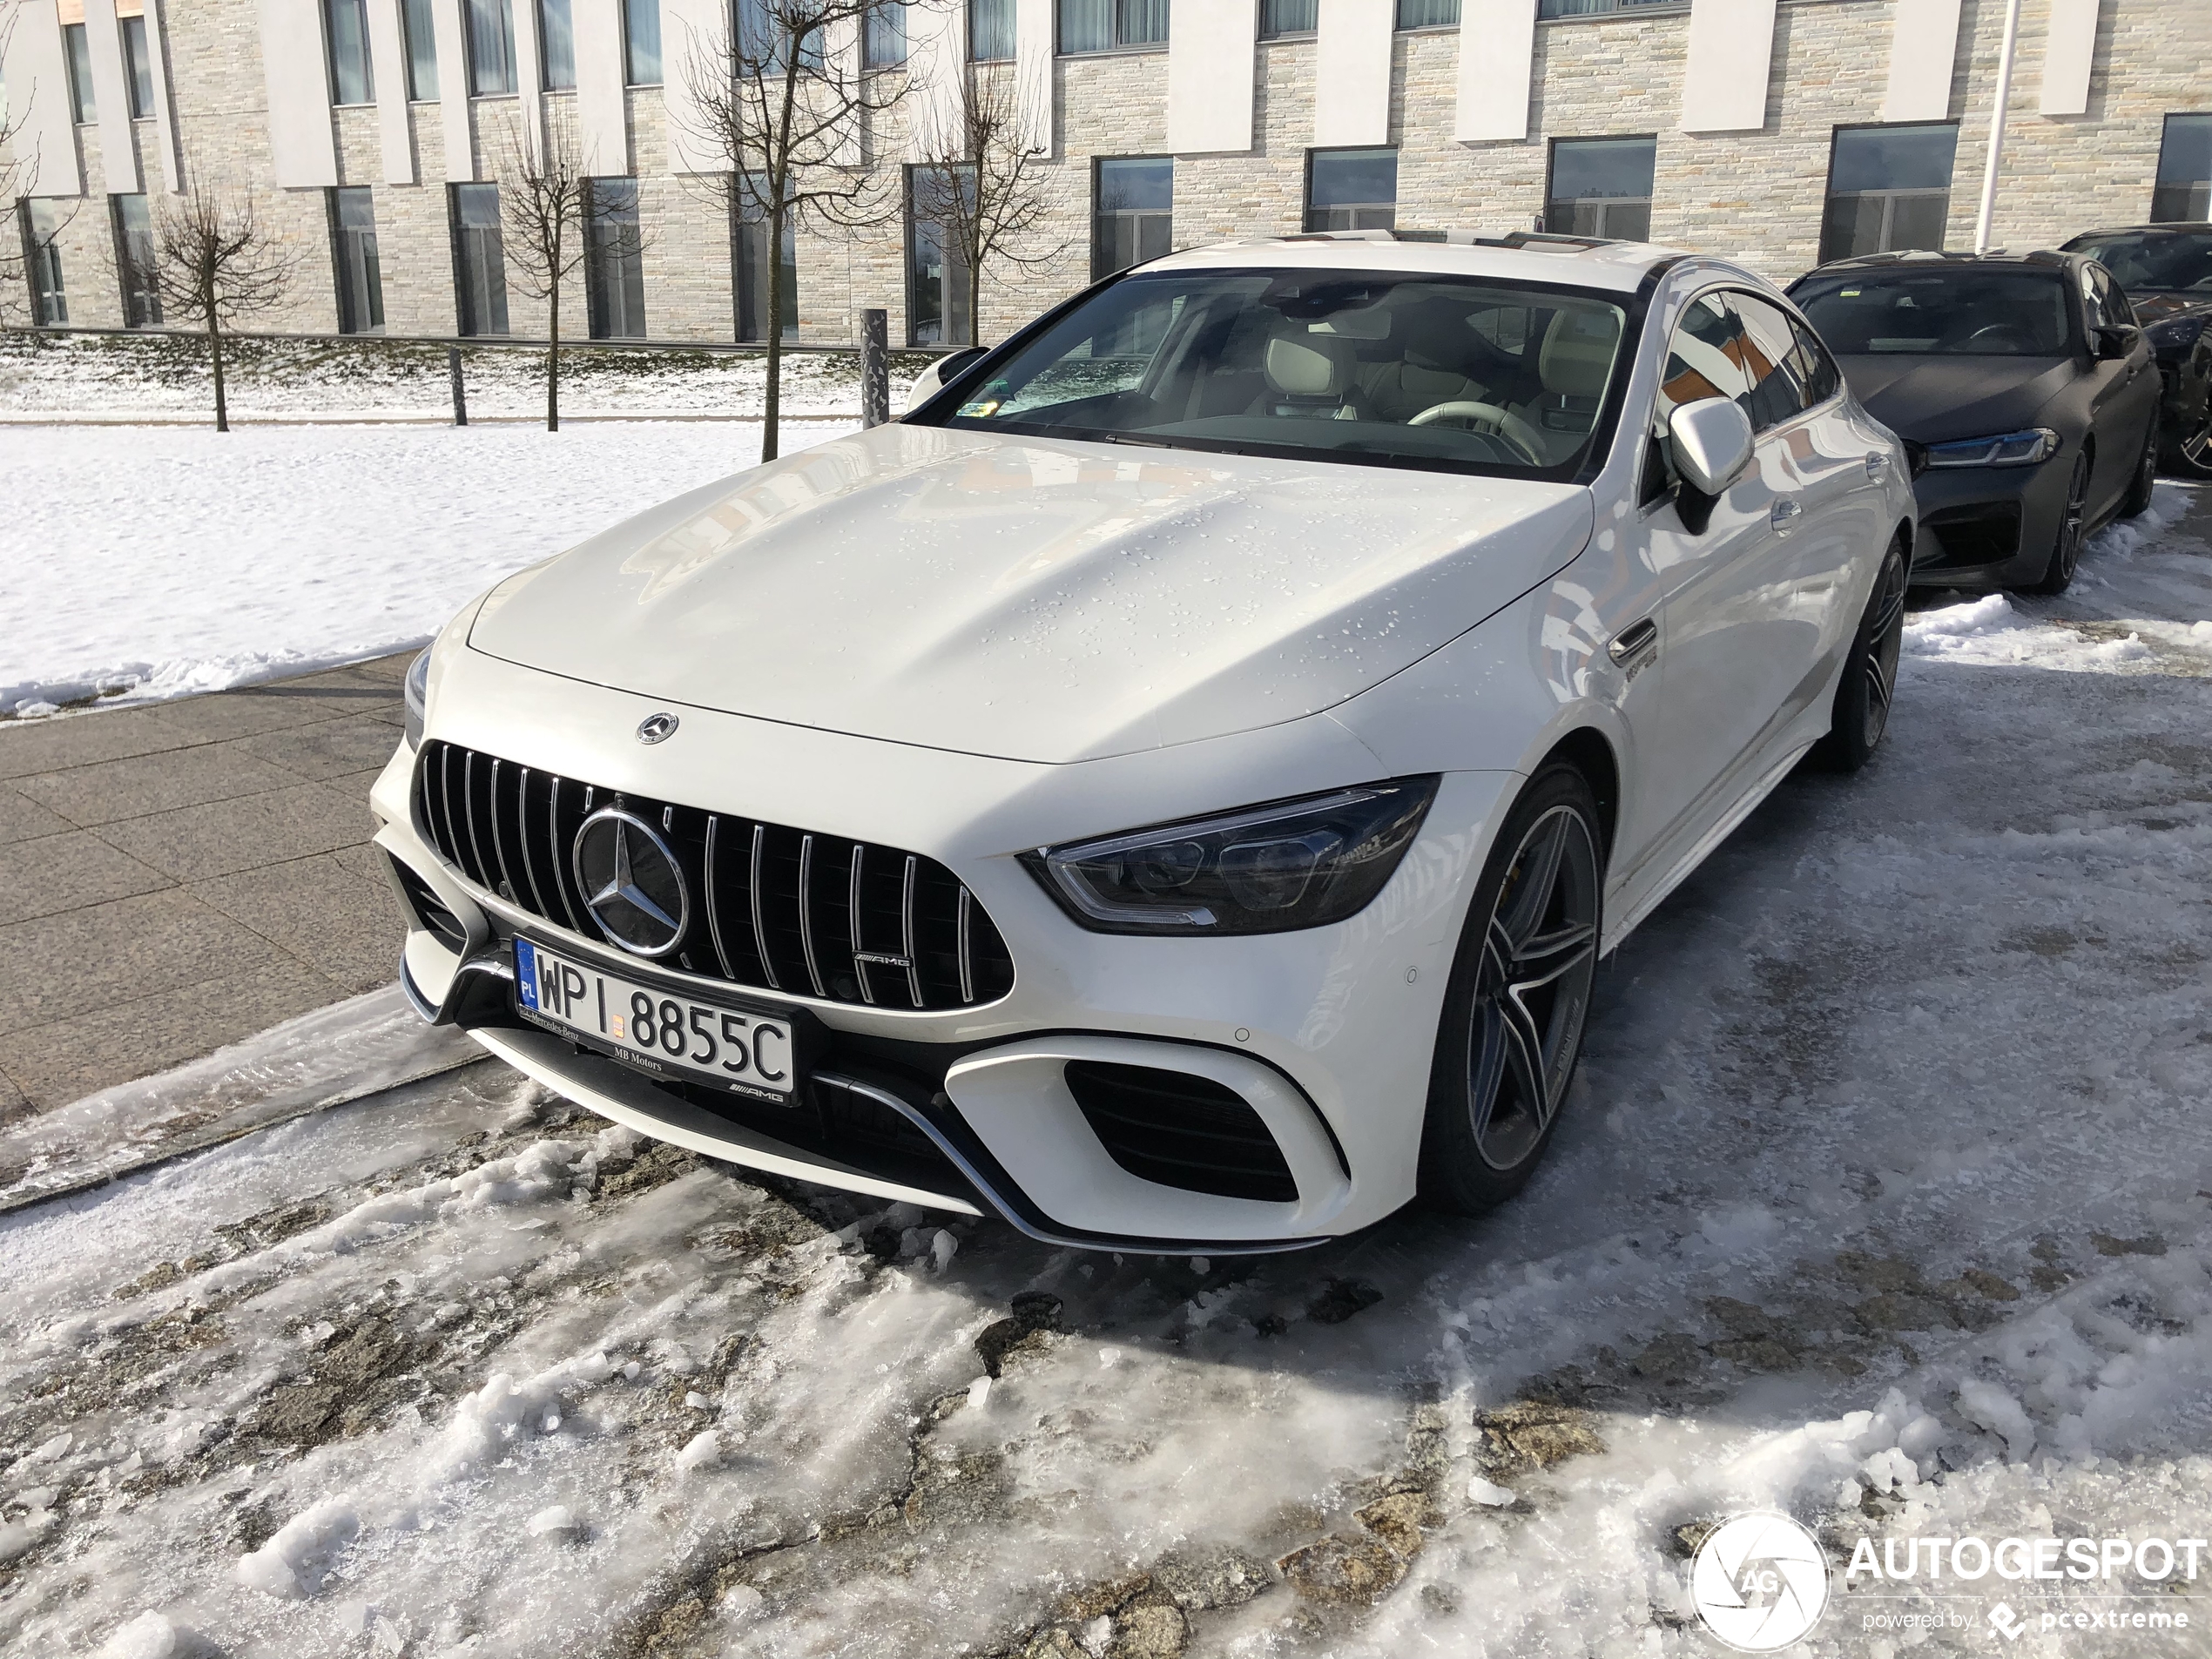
[
  {"xmin": 2064, "ymin": 232, "xmax": 2212, "ymax": 294},
  {"xmin": 919, "ymin": 269, "xmax": 1632, "ymax": 477},
  {"xmin": 1792, "ymin": 269, "xmax": 2074, "ymax": 355}
]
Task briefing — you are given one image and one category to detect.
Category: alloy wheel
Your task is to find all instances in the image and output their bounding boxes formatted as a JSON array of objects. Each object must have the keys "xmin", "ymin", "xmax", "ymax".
[
  {"xmin": 2180, "ymin": 409, "xmax": 2212, "ymax": 476},
  {"xmin": 2054, "ymin": 455, "xmax": 2090, "ymax": 585},
  {"xmin": 1860, "ymin": 546, "xmax": 1908, "ymax": 750},
  {"xmin": 1467, "ymin": 805, "xmax": 1601, "ymax": 1170}
]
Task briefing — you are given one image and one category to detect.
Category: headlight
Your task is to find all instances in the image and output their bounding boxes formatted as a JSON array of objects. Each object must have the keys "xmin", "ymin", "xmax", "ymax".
[
  {"xmin": 403, "ymin": 648, "xmax": 431, "ymax": 748},
  {"xmin": 1921, "ymin": 428, "xmax": 2060, "ymax": 469},
  {"xmin": 1023, "ymin": 778, "xmax": 1439, "ymax": 936}
]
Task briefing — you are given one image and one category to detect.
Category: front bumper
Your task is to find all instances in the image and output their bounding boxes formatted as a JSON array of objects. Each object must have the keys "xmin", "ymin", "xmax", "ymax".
[
  {"xmin": 1906, "ymin": 452, "xmax": 2074, "ymax": 590},
  {"xmin": 371, "ymin": 648, "xmax": 1511, "ymax": 1251}
]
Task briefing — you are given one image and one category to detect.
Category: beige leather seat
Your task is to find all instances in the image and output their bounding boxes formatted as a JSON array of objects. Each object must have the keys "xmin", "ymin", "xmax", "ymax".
[{"xmin": 1262, "ymin": 330, "xmax": 1362, "ymax": 417}]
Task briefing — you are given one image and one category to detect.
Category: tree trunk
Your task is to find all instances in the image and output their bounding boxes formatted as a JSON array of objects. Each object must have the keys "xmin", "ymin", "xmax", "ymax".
[
  {"xmin": 967, "ymin": 234, "xmax": 983, "ymax": 352},
  {"xmin": 209, "ymin": 313, "xmax": 228, "ymax": 434},
  {"xmin": 761, "ymin": 199, "xmax": 785, "ymax": 465},
  {"xmin": 547, "ymin": 285, "xmax": 561, "ymax": 433}
]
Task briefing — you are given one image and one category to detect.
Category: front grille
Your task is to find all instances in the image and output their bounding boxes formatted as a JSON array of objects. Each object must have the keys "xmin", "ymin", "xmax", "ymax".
[
  {"xmin": 413, "ymin": 740, "xmax": 1015, "ymax": 1012},
  {"xmin": 1062, "ymin": 1060, "xmax": 1299, "ymax": 1204}
]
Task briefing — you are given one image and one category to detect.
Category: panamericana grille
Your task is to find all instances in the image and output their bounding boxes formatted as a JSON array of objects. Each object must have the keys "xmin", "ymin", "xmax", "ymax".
[{"xmin": 414, "ymin": 740, "xmax": 1014, "ymax": 1012}]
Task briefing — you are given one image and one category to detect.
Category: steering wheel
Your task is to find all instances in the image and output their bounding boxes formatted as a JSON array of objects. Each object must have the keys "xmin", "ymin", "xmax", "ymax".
[{"xmin": 1406, "ymin": 400, "xmax": 1548, "ymax": 465}]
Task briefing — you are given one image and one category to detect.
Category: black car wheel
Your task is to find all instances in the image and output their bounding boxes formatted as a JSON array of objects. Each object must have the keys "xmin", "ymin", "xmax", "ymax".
[
  {"xmin": 1815, "ymin": 536, "xmax": 1907, "ymax": 772},
  {"xmin": 2026, "ymin": 452, "xmax": 2092, "ymax": 597},
  {"xmin": 2121, "ymin": 425, "xmax": 2158, "ymax": 518},
  {"xmin": 1419, "ymin": 765, "xmax": 1602, "ymax": 1215}
]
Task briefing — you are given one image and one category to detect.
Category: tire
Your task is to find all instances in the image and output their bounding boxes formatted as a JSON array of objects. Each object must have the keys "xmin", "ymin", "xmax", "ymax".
[
  {"xmin": 2025, "ymin": 451, "xmax": 2092, "ymax": 597},
  {"xmin": 1417, "ymin": 765, "xmax": 1604, "ymax": 1216},
  {"xmin": 1814, "ymin": 536, "xmax": 1907, "ymax": 773},
  {"xmin": 2120, "ymin": 424, "xmax": 2158, "ymax": 519}
]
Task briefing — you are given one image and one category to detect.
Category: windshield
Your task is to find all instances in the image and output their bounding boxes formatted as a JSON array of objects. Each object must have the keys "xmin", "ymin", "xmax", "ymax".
[
  {"xmin": 1791, "ymin": 269, "xmax": 2074, "ymax": 355},
  {"xmin": 920, "ymin": 270, "xmax": 1633, "ymax": 477},
  {"xmin": 2063, "ymin": 232, "xmax": 2212, "ymax": 294}
]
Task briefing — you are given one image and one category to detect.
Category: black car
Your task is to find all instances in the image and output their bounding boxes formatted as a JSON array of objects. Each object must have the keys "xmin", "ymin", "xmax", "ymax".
[
  {"xmin": 1787, "ymin": 251, "xmax": 2161, "ymax": 595},
  {"xmin": 2060, "ymin": 223, "xmax": 2212, "ymax": 478}
]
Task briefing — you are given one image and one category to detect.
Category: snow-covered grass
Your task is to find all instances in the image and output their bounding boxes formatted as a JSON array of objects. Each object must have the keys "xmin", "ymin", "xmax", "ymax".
[
  {"xmin": 0, "ymin": 420, "xmax": 856, "ymax": 714},
  {"xmin": 0, "ymin": 330, "xmax": 924, "ymax": 421}
]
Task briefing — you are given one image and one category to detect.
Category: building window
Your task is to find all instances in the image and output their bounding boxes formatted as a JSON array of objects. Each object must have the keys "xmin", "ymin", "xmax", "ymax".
[
  {"xmin": 1546, "ymin": 136, "xmax": 1655, "ymax": 239},
  {"xmin": 738, "ymin": 0, "xmax": 823, "ymax": 70},
  {"xmin": 332, "ymin": 185, "xmax": 385, "ymax": 334},
  {"xmin": 64, "ymin": 23, "xmax": 96, "ymax": 123},
  {"xmin": 325, "ymin": 0, "xmax": 374, "ymax": 104},
  {"xmin": 1093, "ymin": 157, "xmax": 1170, "ymax": 280},
  {"xmin": 907, "ymin": 165, "xmax": 973, "ymax": 345},
  {"xmin": 1537, "ymin": 0, "xmax": 1678, "ymax": 16},
  {"xmin": 1819, "ymin": 123, "xmax": 1958, "ymax": 264},
  {"xmin": 864, "ymin": 0, "xmax": 907, "ymax": 66},
  {"xmin": 21, "ymin": 200, "xmax": 70, "ymax": 325},
  {"xmin": 970, "ymin": 0, "xmax": 1012, "ymax": 61},
  {"xmin": 1396, "ymin": 0, "xmax": 1458, "ymax": 26},
  {"xmin": 469, "ymin": 0, "xmax": 518, "ymax": 94},
  {"xmin": 1058, "ymin": 0, "xmax": 1169, "ymax": 55},
  {"xmin": 111, "ymin": 194, "xmax": 161, "ymax": 327},
  {"xmin": 1305, "ymin": 147, "xmax": 1395, "ymax": 232},
  {"xmin": 1258, "ymin": 0, "xmax": 1316, "ymax": 37},
  {"xmin": 731, "ymin": 185, "xmax": 798, "ymax": 341},
  {"xmin": 2151, "ymin": 113, "xmax": 2212, "ymax": 223},
  {"xmin": 121, "ymin": 15, "xmax": 157, "ymax": 117},
  {"xmin": 451, "ymin": 183, "xmax": 509, "ymax": 334},
  {"xmin": 539, "ymin": 0, "xmax": 575, "ymax": 88},
  {"xmin": 584, "ymin": 177, "xmax": 647, "ymax": 338},
  {"xmin": 402, "ymin": 0, "xmax": 440, "ymax": 98},
  {"xmin": 624, "ymin": 0, "xmax": 661, "ymax": 83}
]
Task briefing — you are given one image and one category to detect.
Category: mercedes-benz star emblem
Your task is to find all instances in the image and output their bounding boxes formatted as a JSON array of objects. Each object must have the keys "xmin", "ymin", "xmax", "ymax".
[
  {"xmin": 572, "ymin": 808, "xmax": 689, "ymax": 957},
  {"xmin": 636, "ymin": 712, "xmax": 679, "ymax": 745}
]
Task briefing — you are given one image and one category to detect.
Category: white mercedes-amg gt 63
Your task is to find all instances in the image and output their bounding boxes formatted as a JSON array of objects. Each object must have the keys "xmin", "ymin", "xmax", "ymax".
[{"xmin": 374, "ymin": 232, "xmax": 1914, "ymax": 1252}]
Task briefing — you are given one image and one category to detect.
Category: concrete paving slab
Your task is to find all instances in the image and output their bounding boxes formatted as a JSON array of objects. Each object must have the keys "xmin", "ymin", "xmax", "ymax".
[
  {"xmin": 0, "ymin": 833, "xmax": 174, "ymax": 927},
  {"xmin": 196, "ymin": 853, "xmax": 409, "ymax": 997},
  {"xmin": 0, "ymin": 654, "xmax": 415, "ymax": 1109},
  {"xmin": 238, "ymin": 712, "xmax": 410, "ymax": 782},
  {"xmin": 0, "ymin": 958, "xmax": 346, "ymax": 1113},
  {"xmin": 0, "ymin": 707, "xmax": 188, "ymax": 782},
  {"xmin": 0, "ymin": 887, "xmax": 295, "ymax": 1035},
  {"xmin": 0, "ymin": 786, "xmax": 74, "ymax": 846},
  {"xmin": 96, "ymin": 781, "xmax": 373, "ymax": 884},
  {"xmin": 14, "ymin": 740, "xmax": 306, "ymax": 826}
]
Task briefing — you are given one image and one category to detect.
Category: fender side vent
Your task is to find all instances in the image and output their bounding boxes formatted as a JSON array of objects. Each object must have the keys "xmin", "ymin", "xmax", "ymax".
[{"xmin": 1062, "ymin": 1061, "xmax": 1298, "ymax": 1204}]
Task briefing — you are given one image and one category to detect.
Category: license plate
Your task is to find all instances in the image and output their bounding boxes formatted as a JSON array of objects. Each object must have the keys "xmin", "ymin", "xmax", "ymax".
[{"xmin": 514, "ymin": 936, "xmax": 797, "ymax": 1103}]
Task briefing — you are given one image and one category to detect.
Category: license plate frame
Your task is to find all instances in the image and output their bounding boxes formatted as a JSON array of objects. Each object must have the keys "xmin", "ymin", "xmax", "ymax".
[{"xmin": 513, "ymin": 934, "xmax": 800, "ymax": 1104}]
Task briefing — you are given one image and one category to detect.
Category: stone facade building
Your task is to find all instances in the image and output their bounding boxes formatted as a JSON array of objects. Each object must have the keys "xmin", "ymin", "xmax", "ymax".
[{"xmin": 4, "ymin": 0, "xmax": 2208, "ymax": 346}]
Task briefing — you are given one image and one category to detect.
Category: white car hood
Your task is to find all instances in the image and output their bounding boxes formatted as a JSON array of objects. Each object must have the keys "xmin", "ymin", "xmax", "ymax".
[{"xmin": 468, "ymin": 423, "xmax": 1594, "ymax": 765}]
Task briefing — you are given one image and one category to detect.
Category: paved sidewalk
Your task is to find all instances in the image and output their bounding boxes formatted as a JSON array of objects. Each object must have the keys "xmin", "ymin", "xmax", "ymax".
[{"xmin": 0, "ymin": 656, "xmax": 413, "ymax": 1117}]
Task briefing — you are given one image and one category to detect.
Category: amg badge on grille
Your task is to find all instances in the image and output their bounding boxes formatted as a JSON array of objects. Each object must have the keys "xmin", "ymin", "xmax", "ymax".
[{"xmin": 636, "ymin": 712, "xmax": 679, "ymax": 744}]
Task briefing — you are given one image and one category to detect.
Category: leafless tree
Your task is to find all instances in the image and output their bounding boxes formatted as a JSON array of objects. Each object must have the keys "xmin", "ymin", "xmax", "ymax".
[
  {"xmin": 909, "ymin": 61, "xmax": 1066, "ymax": 353},
  {"xmin": 149, "ymin": 172, "xmax": 295, "ymax": 431},
  {"xmin": 0, "ymin": 0, "xmax": 58, "ymax": 326},
  {"xmin": 680, "ymin": 0, "xmax": 918, "ymax": 462},
  {"xmin": 496, "ymin": 114, "xmax": 633, "ymax": 432}
]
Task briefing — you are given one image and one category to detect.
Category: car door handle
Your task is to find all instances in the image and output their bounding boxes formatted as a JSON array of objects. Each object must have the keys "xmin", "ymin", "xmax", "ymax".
[
  {"xmin": 1608, "ymin": 617, "xmax": 1658, "ymax": 666},
  {"xmin": 1864, "ymin": 452, "xmax": 1888, "ymax": 481},
  {"xmin": 1770, "ymin": 498, "xmax": 1804, "ymax": 530}
]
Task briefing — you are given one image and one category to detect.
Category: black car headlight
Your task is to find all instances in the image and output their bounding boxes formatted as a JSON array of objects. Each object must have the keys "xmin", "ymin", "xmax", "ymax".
[
  {"xmin": 1024, "ymin": 778, "xmax": 1439, "ymax": 936},
  {"xmin": 403, "ymin": 648, "xmax": 431, "ymax": 749},
  {"xmin": 1921, "ymin": 428, "xmax": 2060, "ymax": 469}
]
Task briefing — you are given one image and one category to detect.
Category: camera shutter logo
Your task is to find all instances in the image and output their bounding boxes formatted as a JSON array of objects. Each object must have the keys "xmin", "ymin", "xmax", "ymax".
[
  {"xmin": 573, "ymin": 808, "xmax": 689, "ymax": 957},
  {"xmin": 1690, "ymin": 1513, "xmax": 1831, "ymax": 1652}
]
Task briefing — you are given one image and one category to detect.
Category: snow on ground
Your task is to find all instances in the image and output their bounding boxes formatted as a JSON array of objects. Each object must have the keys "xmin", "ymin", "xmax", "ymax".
[
  {"xmin": 3, "ymin": 495, "xmax": 2211, "ymax": 1659},
  {"xmin": 0, "ymin": 332, "xmax": 892, "ymax": 422},
  {"xmin": 0, "ymin": 421, "xmax": 855, "ymax": 715}
]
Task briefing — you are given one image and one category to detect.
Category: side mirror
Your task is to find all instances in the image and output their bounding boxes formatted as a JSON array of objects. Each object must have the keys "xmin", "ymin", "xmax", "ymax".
[
  {"xmin": 1669, "ymin": 396, "xmax": 1756, "ymax": 497},
  {"xmin": 902, "ymin": 346, "xmax": 988, "ymax": 414},
  {"xmin": 2093, "ymin": 325, "xmax": 2138, "ymax": 361}
]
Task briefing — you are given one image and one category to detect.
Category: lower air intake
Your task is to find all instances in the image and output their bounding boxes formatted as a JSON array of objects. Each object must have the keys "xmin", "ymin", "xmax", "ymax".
[{"xmin": 1062, "ymin": 1060, "xmax": 1298, "ymax": 1204}]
